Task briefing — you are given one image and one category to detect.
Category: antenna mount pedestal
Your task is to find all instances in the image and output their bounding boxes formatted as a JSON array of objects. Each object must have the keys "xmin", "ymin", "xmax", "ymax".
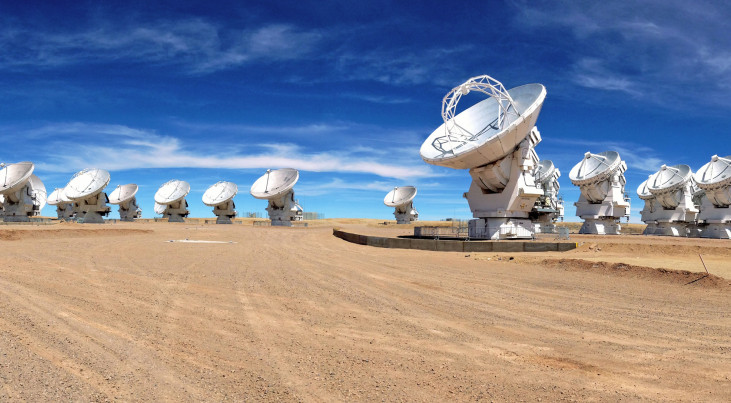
[
  {"xmin": 74, "ymin": 192, "xmax": 111, "ymax": 224},
  {"xmin": 162, "ymin": 199, "xmax": 189, "ymax": 223},
  {"xmin": 118, "ymin": 198, "xmax": 141, "ymax": 222},
  {"xmin": 212, "ymin": 200, "xmax": 236, "ymax": 224},
  {"xmin": 266, "ymin": 190, "xmax": 300, "ymax": 226},
  {"xmin": 1, "ymin": 184, "xmax": 39, "ymax": 222}
]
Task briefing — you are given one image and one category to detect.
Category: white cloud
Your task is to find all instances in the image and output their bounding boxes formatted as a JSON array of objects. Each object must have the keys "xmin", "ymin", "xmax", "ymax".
[
  {"xmin": 0, "ymin": 20, "xmax": 323, "ymax": 74},
  {"xmin": 22, "ymin": 123, "xmax": 436, "ymax": 180}
]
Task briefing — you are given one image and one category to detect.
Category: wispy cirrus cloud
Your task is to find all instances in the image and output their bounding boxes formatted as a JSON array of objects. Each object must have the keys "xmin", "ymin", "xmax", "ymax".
[
  {"xmin": 0, "ymin": 20, "xmax": 322, "ymax": 74},
  {"xmin": 16, "ymin": 123, "xmax": 436, "ymax": 180},
  {"xmin": 513, "ymin": 0, "xmax": 731, "ymax": 107}
]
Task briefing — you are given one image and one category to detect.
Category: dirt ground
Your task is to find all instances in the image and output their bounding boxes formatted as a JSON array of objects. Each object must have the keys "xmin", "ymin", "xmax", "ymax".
[{"xmin": 0, "ymin": 221, "xmax": 729, "ymax": 401}]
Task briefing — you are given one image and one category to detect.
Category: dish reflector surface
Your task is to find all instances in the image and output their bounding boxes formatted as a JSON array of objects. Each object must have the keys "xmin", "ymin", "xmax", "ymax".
[
  {"xmin": 65, "ymin": 168, "xmax": 110, "ymax": 200},
  {"xmin": 384, "ymin": 186, "xmax": 417, "ymax": 207},
  {"xmin": 154, "ymin": 180, "xmax": 190, "ymax": 204},
  {"xmin": 202, "ymin": 181, "xmax": 238, "ymax": 206},
  {"xmin": 0, "ymin": 161, "xmax": 35, "ymax": 195},
  {"xmin": 695, "ymin": 155, "xmax": 731, "ymax": 189},
  {"xmin": 154, "ymin": 202, "xmax": 166, "ymax": 214},
  {"xmin": 250, "ymin": 169, "xmax": 299, "ymax": 200},
  {"xmin": 569, "ymin": 151, "xmax": 621, "ymax": 185},
  {"xmin": 648, "ymin": 164, "xmax": 692, "ymax": 193},
  {"xmin": 535, "ymin": 160, "xmax": 556, "ymax": 184},
  {"xmin": 420, "ymin": 83, "xmax": 546, "ymax": 169},
  {"xmin": 636, "ymin": 179, "xmax": 654, "ymax": 200},
  {"xmin": 48, "ymin": 188, "xmax": 71, "ymax": 205},
  {"xmin": 109, "ymin": 184, "xmax": 139, "ymax": 205},
  {"xmin": 28, "ymin": 174, "xmax": 47, "ymax": 209}
]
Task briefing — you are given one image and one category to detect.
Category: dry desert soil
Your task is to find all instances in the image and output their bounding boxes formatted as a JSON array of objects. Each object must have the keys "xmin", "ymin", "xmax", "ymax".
[{"xmin": 0, "ymin": 219, "xmax": 729, "ymax": 401}]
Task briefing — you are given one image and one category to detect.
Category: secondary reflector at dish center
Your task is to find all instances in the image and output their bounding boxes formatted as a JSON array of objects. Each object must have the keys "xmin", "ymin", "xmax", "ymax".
[{"xmin": 250, "ymin": 168, "xmax": 299, "ymax": 200}]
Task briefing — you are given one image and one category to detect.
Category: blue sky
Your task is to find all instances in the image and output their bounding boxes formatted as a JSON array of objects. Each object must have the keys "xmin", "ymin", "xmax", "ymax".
[{"xmin": 1, "ymin": 0, "xmax": 729, "ymax": 221}]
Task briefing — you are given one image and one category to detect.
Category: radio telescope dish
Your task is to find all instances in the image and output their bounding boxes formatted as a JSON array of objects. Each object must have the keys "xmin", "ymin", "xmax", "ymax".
[
  {"xmin": 154, "ymin": 180, "xmax": 190, "ymax": 222},
  {"xmin": 203, "ymin": 181, "xmax": 238, "ymax": 224},
  {"xmin": 250, "ymin": 169, "xmax": 301, "ymax": 226},
  {"xmin": 0, "ymin": 161, "xmax": 34, "ymax": 196},
  {"xmin": 637, "ymin": 178, "xmax": 654, "ymax": 201},
  {"xmin": 569, "ymin": 151, "xmax": 622, "ymax": 186},
  {"xmin": 109, "ymin": 184, "xmax": 138, "ymax": 204},
  {"xmin": 28, "ymin": 174, "xmax": 46, "ymax": 212},
  {"xmin": 154, "ymin": 202, "xmax": 166, "ymax": 215},
  {"xmin": 64, "ymin": 168, "xmax": 110, "ymax": 200},
  {"xmin": 420, "ymin": 79, "xmax": 546, "ymax": 170},
  {"xmin": 154, "ymin": 179, "xmax": 190, "ymax": 205},
  {"xmin": 109, "ymin": 184, "xmax": 141, "ymax": 221},
  {"xmin": 250, "ymin": 168, "xmax": 299, "ymax": 200},
  {"xmin": 637, "ymin": 178, "xmax": 659, "ymax": 235},
  {"xmin": 530, "ymin": 160, "xmax": 564, "ymax": 234},
  {"xmin": 63, "ymin": 168, "xmax": 111, "ymax": 223},
  {"xmin": 569, "ymin": 151, "xmax": 630, "ymax": 235},
  {"xmin": 47, "ymin": 187, "xmax": 75, "ymax": 221},
  {"xmin": 693, "ymin": 155, "xmax": 731, "ymax": 238},
  {"xmin": 645, "ymin": 164, "xmax": 699, "ymax": 237},
  {"xmin": 384, "ymin": 186, "xmax": 417, "ymax": 207},
  {"xmin": 203, "ymin": 181, "xmax": 238, "ymax": 206},
  {"xmin": 0, "ymin": 162, "xmax": 45, "ymax": 222},
  {"xmin": 419, "ymin": 75, "xmax": 548, "ymax": 239},
  {"xmin": 384, "ymin": 186, "xmax": 418, "ymax": 224}
]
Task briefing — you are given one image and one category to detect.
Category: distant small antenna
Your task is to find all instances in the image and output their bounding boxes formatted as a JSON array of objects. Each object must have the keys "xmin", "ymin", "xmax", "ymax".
[
  {"xmin": 383, "ymin": 186, "xmax": 418, "ymax": 224},
  {"xmin": 250, "ymin": 168, "xmax": 302, "ymax": 226},
  {"xmin": 64, "ymin": 168, "xmax": 111, "ymax": 224},
  {"xmin": 154, "ymin": 180, "xmax": 190, "ymax": 223},
  {"xmin": 202, "ymin": 181, "xmax": 238, "ymax": 224},
  {"xmin": 0, "ymin": 162, "xmax": 47, "ymax": 222},
  {"xmin": 109, "ymin": 184, "xmax": 141, "ymax": 221}
]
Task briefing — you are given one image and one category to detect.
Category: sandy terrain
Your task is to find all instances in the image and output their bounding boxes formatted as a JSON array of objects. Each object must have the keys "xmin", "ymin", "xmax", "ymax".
[{"xmin": 0, "ymin": 221, "xmax": 729, "ymax": 401}]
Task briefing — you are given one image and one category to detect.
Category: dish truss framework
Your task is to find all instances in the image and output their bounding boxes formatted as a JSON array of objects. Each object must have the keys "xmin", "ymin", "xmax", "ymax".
[
  {"xmin": 646, "ymin": 164, "xmax": 699, "ymax": 237},
  {"xmin": 570, "ymin": 151, "xmax": 631, "ymax": 235},
  {"xmin": 420, "ymin": 75, "xmax": 547, "ymax": 240}
]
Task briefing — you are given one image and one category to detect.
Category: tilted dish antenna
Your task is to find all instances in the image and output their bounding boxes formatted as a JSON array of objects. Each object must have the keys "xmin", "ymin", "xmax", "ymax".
[
  {"xmin": 530, "ymin": 160, "xmax": 563, "ymax": 233},
  {"xmin": 419, "ymin": 75, "xmax": 547, "ymax": 239},
  {"xmin": 202, "ymin": 181, "xmax": 238, "ymax": 224},
  {"xmin": 48, "ymin": 187, "xmax": 76, "ymax": 220},
  {"xmin": 384, "ymin": 186, "xmax": 418, "ymax": 224},
  {"xmin": 153, "ymin": 202, "xmax": 167, "ymax": 215},
  {"xmin": 154, "ymin": 180, "xmax": 190, "ymax": 222},
  {"xmin": 0, "ymin": 162, "xmax": 45, "ymax": 221},
  {"xmin": 64, "ymin": 168, "xmax": 111, "ymax": 224},
  {"xmin": 637, "ymin": 177, "xmax": 659, "ymax": 235},
  {"xmin": 109, "ymin": 184, "xmax": 141, "ymax": 221},
  {"xmin": 693, "ymin": 155, "xmax": 731, "ymax": 238},
  {"xmin": 250, "ymin": 168, "xmax": 300, "ymax": 226},
  {"xmin": 569, "ymin": 151, "xmax": 630, "ymax": 235},
  {"xmin": 646, "ymin": 164, "xmax": 699, "ymax": 236}
]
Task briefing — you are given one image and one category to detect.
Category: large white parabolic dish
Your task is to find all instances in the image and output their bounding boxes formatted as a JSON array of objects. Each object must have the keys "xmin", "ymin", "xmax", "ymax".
[
  {"xmin": 648, "ymin": 164, "xmax": 692, "ymax": 193},
  {"xmin": 109, "ymin": 184, "xmax": 139, "ymax": 205},
  {"xmin": 47, "ymin": 188, "xmax": 71, "ymax": 205},
  {"xmin": 695, "ymin": 155, "xmax": 731, "ymax": 189},
  {"xmin": 250, "ymin": 168, "xmax": 299, "ymax": 200},
  {"xmin": 64, "ymin": 168, "xmax": 111, "ymax": 200},
  {"xmin": 0, "ymin": 161, "xmax": 35, "ymax": 196},
  {"xmin": 384, "ymin": 186, "xmax": 417, "ymax": 207},
  {"xmin": 569, "ymin": 151, "xmax": 622, "ymax": 186},
  {"xmin": 202, "ymin": 181, "xmax": 238, "ymax": 206},
  {"xmin": 154, "ymin": 202, "xmax": 166, "ymax": 215},
  {"xmin": 154, "ymin": 180, "xmax": 190, "ymax": 205},
  {"xmin": 420, "ymin": 83, "xmax": 546, "ymax": 169}
]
